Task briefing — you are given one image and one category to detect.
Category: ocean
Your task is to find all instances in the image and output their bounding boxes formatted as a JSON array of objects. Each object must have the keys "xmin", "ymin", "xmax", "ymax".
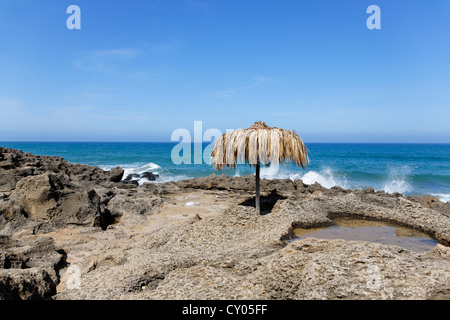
[{"xmin": 1, "ymin": 142, "xmax": 449, "ymax": 203}]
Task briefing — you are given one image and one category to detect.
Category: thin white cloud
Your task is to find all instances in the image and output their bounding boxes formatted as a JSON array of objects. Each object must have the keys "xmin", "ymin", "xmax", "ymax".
[
  {"xmin": 49, "ymin": 105, "xmax": 153, "ymax": 125},
  {"xmin": 73, "ymin": 48, "xmax": 139, "ymax": 72},
  {"xmin": 141, "ymin": 39, "xmax": 181, "ymax": 56},
  {"xmin": 96, "ymin": 49, "xmax": 138, "ymax": 58},
  {"xmin": 73, "ymin": 40, "xmax": 179, "ymax": 73}
]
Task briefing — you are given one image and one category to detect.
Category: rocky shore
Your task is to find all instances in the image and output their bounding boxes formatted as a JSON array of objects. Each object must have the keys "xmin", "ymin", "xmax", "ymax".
[{"xmin": 0, "ymin": 146, "xmax": 449, "ymax": 300}]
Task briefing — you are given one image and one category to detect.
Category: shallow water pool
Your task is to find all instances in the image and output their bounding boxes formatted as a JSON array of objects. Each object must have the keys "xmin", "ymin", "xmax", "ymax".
[{"xmin": 292, "ymin": 217, "xmax": 438, "ymax": 253}]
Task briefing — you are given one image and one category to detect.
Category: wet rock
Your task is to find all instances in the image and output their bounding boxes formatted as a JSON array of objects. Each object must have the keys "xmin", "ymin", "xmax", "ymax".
[
  {"xmin": 141, "ymin": 172, "xmax": 159, "ymax": 181},
  {"xmin": 121, "ymin": 178, "xmax": 139, "ymax": 186},
  {"xmin": 123, "ymin": 172, "xmax": 159, "ymax": 184},
  {"xmin": 108, "ymin": 167, "xmax": 125, "ymax": 183},
  {"xmin": 124, "ymin": 173, "xmax": 140, "ymax": 181}
]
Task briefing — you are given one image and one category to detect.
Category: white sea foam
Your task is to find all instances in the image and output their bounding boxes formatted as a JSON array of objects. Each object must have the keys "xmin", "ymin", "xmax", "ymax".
[
  {"xmin": 121, "ymin": 163, "xmax": 161, "ymax": 185},
  {"xmin": 260, "ymin": 164, "xmax": 282, "ymax": 178},
  {"xmin": 122, "ymin": 162, "xmax": 161, "ymax": 176},
  {"xmin": 300, "ymin": 168, "xmax": 349, "ymax": 189},
  {"xmin": 382, "ymin": 166, "xmax": 413, "ymax": 195},
  {"xmin": 100, "ymin": 162, "xmax": 160, "ymax": 175},
  {"xmin": 99, "ymin": 162, "xmax": 432, "ymax": 198},
  {"xmin": 155, "ymin": 174, "xmax": 190, "ymax": 184},
  {"xmin": 260, "ymin": 164, "xmax": 300, "ymax": 181},
  {"xmin": 260, "ymin": 163, "xmax": 348, "ymax": 189},
  {"xmin": 383, "ymin": 179, "xmax": 413, "ymax": 194},
  {"xmin": 100, "ymin": 162, "xmax": 166, "ymax": 185},
  {"xmin": 288, "ymin": 173, "xmax": 303, "ymax": 181},
  {"xmin": 432, "ymin": 193, "xmax": 450, "ymax": 203}
]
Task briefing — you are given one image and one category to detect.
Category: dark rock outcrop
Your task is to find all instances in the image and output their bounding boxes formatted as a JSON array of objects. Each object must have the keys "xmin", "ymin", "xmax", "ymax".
[
  {"xmin": 0, "ymin": 147, "xmax": 124, "ymax": 192},
  {"xmin": 407, "ymin": 195, "xmax": 450, "ymax": 217},
  {"xmin": 0, "ymin": 173, "xmax": 114, "ymax": 235},
  {"xmin": 106, "ymin": 192, "xmax": 163, "ymax": 227},
  {"xmin": 0, "ymin": 235, "xmax": 65, "ymax": 300},
  {"xmin": 9, "ymin": 173, "xmax": 107, "ymax": 230},
  {"xmin": 123, "ymin": 172, "xmax": 159, "ymax": 186},
  {"xmin": 141, "ymin": 172, "xmax": 159, "ymax": 181},
  {"xmin": 0, "ymin": 147, "xmax": 126, "ymax": 235},
  {"xmin": 176, "ymin": 173, "xmax": 328, "ymax": 198}
]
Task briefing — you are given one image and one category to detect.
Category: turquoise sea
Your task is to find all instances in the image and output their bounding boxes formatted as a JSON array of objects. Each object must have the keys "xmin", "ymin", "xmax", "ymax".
[{"xmin": 1, "ymin": 142, "xmax": 449, "ymax": 203}]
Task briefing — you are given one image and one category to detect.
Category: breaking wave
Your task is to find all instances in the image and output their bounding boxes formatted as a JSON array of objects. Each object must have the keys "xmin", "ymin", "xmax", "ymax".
[
  {"xmin": 432, "ymin": 193, "xmax": 450, "ymax": 203},
  {"xmin": 259, "ymin": 164, "xmax": 349, "ymax": 189},
  {"xmin": 100, "ymin": 162, "xmax": 444, "ymax": 201},
  {"xmin": 300, "ymin": 168, "xmax": 349, "ymax": 189},
  {"xmin": 122, "ymin": 162, "xmax": 161, "ymax": 177},
  {"xmin": 382, "ymin": 166, "xmax": 413, "ymax": 195}
]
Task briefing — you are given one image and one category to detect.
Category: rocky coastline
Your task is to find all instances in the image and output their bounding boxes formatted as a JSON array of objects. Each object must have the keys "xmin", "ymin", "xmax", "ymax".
[{"xmin": 0, "ymin": 146, "xmax": 449, "ymax": 300}]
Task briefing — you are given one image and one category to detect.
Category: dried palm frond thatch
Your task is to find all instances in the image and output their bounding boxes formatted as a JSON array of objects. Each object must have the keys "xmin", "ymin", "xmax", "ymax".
[{"xmin": 211, "ymin": 121, "xmax": 309, "ymax": 213}]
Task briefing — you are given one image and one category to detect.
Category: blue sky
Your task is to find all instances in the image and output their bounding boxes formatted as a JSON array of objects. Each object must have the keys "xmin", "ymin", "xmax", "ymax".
[{"xmin": 0, "ymin": 0, "xmax": 449, "ymax": 142}]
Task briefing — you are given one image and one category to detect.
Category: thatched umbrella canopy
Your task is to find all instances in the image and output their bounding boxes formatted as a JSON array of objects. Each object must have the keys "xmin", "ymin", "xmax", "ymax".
[{"xmin": 211, "ymin": 121, "xmax": 309, "ymax": 214}]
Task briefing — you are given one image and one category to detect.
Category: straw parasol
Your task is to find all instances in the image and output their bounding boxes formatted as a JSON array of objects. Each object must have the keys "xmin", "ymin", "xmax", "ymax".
[{"xmin": 211, "ymin": 121, "xmax": 309, "ymax": 214}]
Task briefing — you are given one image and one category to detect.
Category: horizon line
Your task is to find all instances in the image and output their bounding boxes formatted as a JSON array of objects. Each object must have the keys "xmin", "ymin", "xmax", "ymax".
[{"xmin": 1, "ymin": 141, "xmax": 450, "ymax": 145}]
